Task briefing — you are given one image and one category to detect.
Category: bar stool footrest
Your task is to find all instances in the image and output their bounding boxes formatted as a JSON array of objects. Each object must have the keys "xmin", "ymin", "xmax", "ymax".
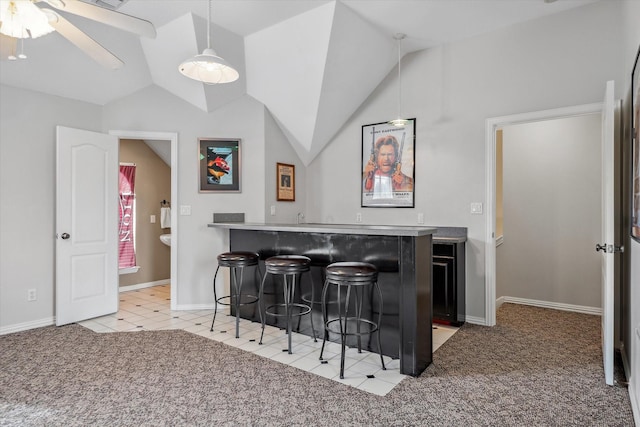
[
  {"xmin": 216, "ymin": 294, "xmax": 259, "ymax": 307},
  {"xmin": 325, "ymin": 317, "xmax": 379, "ymax": 336},
  {"xmin": 265, "ymin": 303, "xmax": 312, "ymax": 318}
]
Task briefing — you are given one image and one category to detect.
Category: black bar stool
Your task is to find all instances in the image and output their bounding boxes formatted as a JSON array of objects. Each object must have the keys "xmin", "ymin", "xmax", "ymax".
[
  {"xmin": 259, "ymin": 255, "xmax": 317, "ymax": 354},
  {"xmin": 319, "ymin": 262, "xmax": 386, "ymax": 379},
  {"xmin": 211, "ymin": 251, "xmax": 262, "ymax": 338}
]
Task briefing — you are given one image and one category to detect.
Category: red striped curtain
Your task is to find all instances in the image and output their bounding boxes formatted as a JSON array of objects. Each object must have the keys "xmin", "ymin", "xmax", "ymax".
[{"xmin": 119, "ymin": 165, "xmax": 136, "ymax": 268}]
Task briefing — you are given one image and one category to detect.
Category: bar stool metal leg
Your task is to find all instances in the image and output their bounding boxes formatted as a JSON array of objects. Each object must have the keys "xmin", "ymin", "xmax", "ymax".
[
  {"xmin": 258, "ymin": 271, "xmax": 269, "ymax": 345},
  {"xmin": 231, "ymin": 265, "xmax": 244, "ymax": 338},
  {"xmin": 211, "ymin": 265, "xmax": 221, "ymax": 332}
]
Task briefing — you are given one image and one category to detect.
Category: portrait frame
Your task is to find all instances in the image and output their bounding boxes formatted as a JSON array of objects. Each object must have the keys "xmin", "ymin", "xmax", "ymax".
[
  {"xmin": 198, "ymin": 138, "xmax": 241, "ymax": 193},
  {"xmin": 276, "ymin": 162, "xmax": 295, "ymax": 201},
  {"xmin": 631, "ymin": 46, "xmax": 640, "ymax": 242},
  {"xmin": 361, "ymin": 119, "xmax": 416, "ymax": 208}
]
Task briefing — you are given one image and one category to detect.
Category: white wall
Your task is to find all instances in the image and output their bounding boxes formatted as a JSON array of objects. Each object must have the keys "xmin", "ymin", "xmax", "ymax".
[
  {"xmin": 306, "ymin": 0, "xmax": 626, "ymax": 321},
  {"xmin": 497, "ymin": 114, "xmax": 602, "ymax": 309},
  {"xmin": 0, "ymin": 86, "xmax": 103, "ymax": 329}
]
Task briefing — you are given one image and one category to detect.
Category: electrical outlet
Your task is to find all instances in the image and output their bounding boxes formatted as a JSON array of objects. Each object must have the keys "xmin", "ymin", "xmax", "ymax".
[
  {"xmin": 417, "ymin": 213, "xmax": 424, "ymax": 224},
  {"xmin": 270, "ymin": 205, "xmax": 276, "ymax": 216},
  {"xmin": 356, "ymin": 213, "xmax": 362, "ymax": 223},
  {"xmin": 27, "ymin": 289, "xmax": 37, "ymax": 301}
]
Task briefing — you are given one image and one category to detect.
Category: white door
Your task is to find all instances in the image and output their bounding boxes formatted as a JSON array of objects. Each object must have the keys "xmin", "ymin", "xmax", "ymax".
[
  {"xmin": 56, "ymin": 126, "xmax": 119, "ymax": 326},
  {"xmin": 599, "ymin": 80, "xmax": 616, "ymax": 386}
]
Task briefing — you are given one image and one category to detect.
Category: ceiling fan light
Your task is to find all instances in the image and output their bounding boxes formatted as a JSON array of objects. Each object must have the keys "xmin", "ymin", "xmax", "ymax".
[
  {"xmin": 0, "ymin": 0, "xmax": 55, "ymax": 39},
  {"xmin": 179, "ymin": 48, "xmax": 239, "ymax": 84}
]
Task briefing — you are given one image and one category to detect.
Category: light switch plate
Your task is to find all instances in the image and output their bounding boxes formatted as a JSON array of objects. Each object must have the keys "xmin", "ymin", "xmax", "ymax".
[
  {"xmin": 470, "ymin": 202, "xmax": 483, "ymax": 214},
  {"xmin": 150, "ymin": 215, "xmax": 156, "ymax": 224},
  {"xmin": 180, "ymin": 205, "xmax": 191, "ymax": 216},
  {"xmin": 417, "ymin": 213, "xmax": 424, "ymax": 224}
]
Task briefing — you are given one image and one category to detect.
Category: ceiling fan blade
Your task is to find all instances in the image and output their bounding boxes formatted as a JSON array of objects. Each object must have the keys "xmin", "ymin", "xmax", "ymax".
[
  {"xmin": 0, "ymin": 34, "xmax": 18, "ymax": 60},
  {"xmin": 39, "ymin": 0, "xmax": 156, "ymax": 38},
  {"xmin": 42, "ymin": 8, "xmax": 123, "ymax": 69}
]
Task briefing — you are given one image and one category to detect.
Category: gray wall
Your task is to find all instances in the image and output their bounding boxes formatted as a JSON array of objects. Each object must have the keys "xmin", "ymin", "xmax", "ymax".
[
  {"xmin": 0, "ymin": 86, "xmax": 102, "ymax": 328},
  {"xmin": 496, "ymin": 114, "xmax": 602, "ymax": 309}
]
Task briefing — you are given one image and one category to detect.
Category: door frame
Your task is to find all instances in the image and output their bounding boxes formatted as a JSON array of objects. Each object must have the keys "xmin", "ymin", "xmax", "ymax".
[
  {"xmin": 109, "ymin": 130, "xmax": 179, "ymax": 309},
  {"xmin": 484, "ymin": 102, "xmax": 603, "ymax": 326}
]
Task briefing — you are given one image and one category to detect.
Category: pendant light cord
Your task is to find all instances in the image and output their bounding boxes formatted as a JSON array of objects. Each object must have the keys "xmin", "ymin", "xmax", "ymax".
[
  {"xmin": 207, "ymin": 0, "xmax": 211, "ymax": 50},
  {"xmin": 394, "ymin": 33, "xmax": 406, "ymax": 120},
  {"xmin": 397, "ymin": 35, "xmax": 402, "ymax": 119}
]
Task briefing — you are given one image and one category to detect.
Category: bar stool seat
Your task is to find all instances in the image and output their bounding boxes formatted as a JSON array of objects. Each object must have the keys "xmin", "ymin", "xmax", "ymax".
[
  {"xmin": 259, "ymin": 255, "xmax": 317, "ymax": 354},
  {"xmin": 319, "ymin": 262, "xmax": 386, "ymax": 379},
  {"xmin": 211, "ymin": 251, "xmax": 262, "ymax": 338}
]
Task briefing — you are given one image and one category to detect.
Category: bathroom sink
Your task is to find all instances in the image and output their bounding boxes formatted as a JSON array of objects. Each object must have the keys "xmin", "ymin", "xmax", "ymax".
[{"xmin": 159, "ymin": 234, "xmax": 171, "ymax": 246}]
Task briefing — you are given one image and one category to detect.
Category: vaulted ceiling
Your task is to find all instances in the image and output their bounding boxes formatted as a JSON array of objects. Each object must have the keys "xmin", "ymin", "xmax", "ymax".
[{"xmin": 0, "ymin": 0, "xmax": 598, "ymax": 164}]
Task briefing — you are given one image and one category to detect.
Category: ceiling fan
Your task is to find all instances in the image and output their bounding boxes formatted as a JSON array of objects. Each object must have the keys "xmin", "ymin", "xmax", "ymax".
[{"xmin": 0, "ymin": 0, "xmax": 155, "ymax": 69}]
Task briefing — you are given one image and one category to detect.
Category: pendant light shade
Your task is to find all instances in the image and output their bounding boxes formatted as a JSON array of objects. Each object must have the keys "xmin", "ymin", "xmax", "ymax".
[
  {"xmin": 179, "ymin": 48, "xmax": 239, "ymax": 84},
  {"xmin": 389, "ymin": 33, "xmax": 409, "ymax": 127},
  {"xmin": 179, "ymin": 0, "xmax": 239, "ymax": 84}
]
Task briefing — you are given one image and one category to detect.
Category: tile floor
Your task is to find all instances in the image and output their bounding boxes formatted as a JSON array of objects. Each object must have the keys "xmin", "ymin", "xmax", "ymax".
[{"xmin": 79, "ymin": 284, "xmax": 458, "ymax": 396}]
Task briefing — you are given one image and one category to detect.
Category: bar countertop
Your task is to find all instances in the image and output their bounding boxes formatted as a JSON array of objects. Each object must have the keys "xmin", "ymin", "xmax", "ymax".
[{"xmin": 208, "ymin": 222, "xmax": 437, "ymax": 237}]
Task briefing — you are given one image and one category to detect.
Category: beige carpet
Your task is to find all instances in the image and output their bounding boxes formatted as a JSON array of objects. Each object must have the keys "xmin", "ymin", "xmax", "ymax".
[{"xmin": 0, "ymin": 303, "xmax": 634, "ymax": 426}]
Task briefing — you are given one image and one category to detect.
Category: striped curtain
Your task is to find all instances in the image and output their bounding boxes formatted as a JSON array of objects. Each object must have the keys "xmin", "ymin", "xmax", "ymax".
[{"xmin": 118, "ymin": 165, "xmax": 136, "ymax": 268}]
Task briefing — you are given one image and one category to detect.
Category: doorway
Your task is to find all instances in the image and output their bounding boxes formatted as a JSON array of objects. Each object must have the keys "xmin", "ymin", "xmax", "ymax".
[
  {"xmin": 495, "ymin": 114, "xmax": 602, "ymax": 313},
  {"xmin": 110, "ymin": 130, "xmax": 178, "ymax": 310},
  {"xmin": 484, "ymin": 103, "xmax": 603, "ymax": 326}
]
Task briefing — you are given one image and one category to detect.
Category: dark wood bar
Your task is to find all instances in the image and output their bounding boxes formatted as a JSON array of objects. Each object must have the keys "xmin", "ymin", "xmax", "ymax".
[{"xmin": 208, "ymin": 222, "xmax": 436, "ymax": 377}]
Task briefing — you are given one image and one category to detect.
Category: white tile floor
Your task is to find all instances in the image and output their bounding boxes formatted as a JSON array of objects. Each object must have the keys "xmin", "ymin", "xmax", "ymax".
[{"xmin": 79, "ymin": 284, "xmax": 458, "ymax": 396}]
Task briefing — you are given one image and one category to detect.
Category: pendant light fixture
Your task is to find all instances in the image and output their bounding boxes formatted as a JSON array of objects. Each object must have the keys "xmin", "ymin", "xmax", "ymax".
[
  {"xmin": 389, "ymin": 33, "xmax": 409, "ymax": 127},
  {"xmin": 179, "ymin": 0, "xmax": 239, "ymax": 84}
]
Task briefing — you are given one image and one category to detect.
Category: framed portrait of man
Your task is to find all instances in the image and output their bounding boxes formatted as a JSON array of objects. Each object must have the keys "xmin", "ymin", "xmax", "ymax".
[
  {"xmin": 277, "ymin": 162, "xmax": 295, "ymax": 201},
  {"xmin": 361, "ymin": 119, "xmax": 415, "ymax": 207}
]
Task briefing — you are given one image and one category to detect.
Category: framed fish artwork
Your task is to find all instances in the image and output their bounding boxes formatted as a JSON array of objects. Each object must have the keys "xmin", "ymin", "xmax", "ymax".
[{"xmin": 199, "ymin": 138, "xmax": 241, "ymax": 192}]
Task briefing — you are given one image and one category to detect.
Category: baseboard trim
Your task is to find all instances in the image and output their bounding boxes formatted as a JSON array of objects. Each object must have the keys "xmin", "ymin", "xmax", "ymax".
[
  {"xmin": 119, "ymin": 279, "xmax": 170, "ymax": 293},
  {"xmin": 0, "ymin": 317, "xmax": 55, "ymax": 335},
  {"xmin": 464, "ymin": 315, "xmax": 486, "ymax": 326},
  {"xmin": 499, "ymin": 296, "xmax": 601, "ymax": 315},
  {"xmin": 620, "ymin": 343, "xmax": 631, "ymax": 382},
  {"xmin": 630, "ymin": 376, "xmax": 640, "ymax": 427}
]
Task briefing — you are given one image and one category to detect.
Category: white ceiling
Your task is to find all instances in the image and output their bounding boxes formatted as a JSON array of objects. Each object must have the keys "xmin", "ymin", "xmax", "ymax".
[{"xmin": 0, "ymin": 0, "xmax": 599, "ymax": 163}]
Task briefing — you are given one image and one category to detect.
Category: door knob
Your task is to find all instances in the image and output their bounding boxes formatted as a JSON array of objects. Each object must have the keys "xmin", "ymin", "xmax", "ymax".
[
  {"xmin": 596, "ymin": 243, "xmax": 624, "ymax": 253},
  {"xmin": 61, "ymin": 233, "xmax": 70, "ymax": 240}
]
